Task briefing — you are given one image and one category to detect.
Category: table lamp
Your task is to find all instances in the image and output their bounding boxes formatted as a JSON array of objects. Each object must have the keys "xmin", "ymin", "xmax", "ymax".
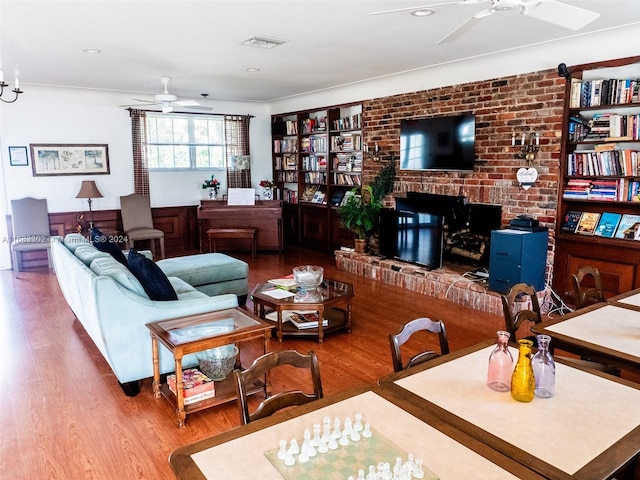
[{"xmin": 76, "ymin": 180, "xmax": 103, "ymax": 228}]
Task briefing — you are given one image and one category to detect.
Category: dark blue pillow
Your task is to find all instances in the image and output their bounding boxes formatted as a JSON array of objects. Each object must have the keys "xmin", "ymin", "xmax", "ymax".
[
  {"xmin": 127, "ymin": 249, "xmax": 178, "ymax": 301},
  {"xmin": 90, "ymin": 227, "xmax": 128, "ymax": 267}
]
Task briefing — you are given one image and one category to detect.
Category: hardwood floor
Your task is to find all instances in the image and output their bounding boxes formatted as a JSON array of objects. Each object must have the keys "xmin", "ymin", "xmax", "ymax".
[{"xmin": 0, "ymin": 245, "xmax": 505, "ymax": 479}]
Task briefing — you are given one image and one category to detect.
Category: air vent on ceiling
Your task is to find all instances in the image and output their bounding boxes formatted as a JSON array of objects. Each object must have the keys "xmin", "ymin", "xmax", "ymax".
[{"xmin": 241, "ymin": 36, "xmax": 287, "ymax": 49}]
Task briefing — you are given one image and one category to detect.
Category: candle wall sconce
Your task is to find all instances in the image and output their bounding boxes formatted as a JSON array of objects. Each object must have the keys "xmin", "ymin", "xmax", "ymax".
[
  {"xmin": 512, "ymin": 132, "xmax": 540, "ymax": 191},
  {"xmin": 364, "ymin": 142, "xmax": 383, "ymax": 162}
]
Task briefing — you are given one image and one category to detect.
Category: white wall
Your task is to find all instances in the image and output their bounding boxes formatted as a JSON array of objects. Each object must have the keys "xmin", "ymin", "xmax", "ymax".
[{"xmin": 0, "ymin": 86, "xmax": 271, "ymax": 267}]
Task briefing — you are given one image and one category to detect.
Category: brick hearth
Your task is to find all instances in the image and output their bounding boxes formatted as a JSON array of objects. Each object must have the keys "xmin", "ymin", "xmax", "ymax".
[{"xmin": 335, "ymin": 250, "xmax": 502, "ymax": 316}]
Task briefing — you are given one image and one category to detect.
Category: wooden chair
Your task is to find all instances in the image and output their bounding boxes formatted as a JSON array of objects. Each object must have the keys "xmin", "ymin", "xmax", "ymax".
[
  {"xmin": 120, "ymin": 193, "xmax": 165, "ymax": 259},
  {"xmin": 233, "ymin": 350, "xmax": 323, "ymax": 425},
  {"xmin": 502, "ymin": 283, "xmax": 619, "ymax": 376},
  {"xmin": 389, "ymin": 317, "xmax": 450, "ymax": 372},
  {"xmin": 572, "ymin": 265, "xmax": 605, "ymax": 309}
]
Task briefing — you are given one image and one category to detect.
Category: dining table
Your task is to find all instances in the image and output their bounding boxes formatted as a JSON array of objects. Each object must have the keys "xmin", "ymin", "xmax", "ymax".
[
  {"xmin": 531, "ymin": 300, "xmax": 640, "ymax": 376},
  {"xmin": 169, "ymin": 384, "xmax": 545, "ymax": 479},
  {"xmin": 378, "ymin": 340, "xmax": 640, "ymax": 480}
]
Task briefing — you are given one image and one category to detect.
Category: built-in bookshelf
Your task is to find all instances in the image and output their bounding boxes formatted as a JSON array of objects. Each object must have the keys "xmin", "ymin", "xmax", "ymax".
[
  {"xmin": 271, "ymin": 104, "xmax": 363, "ymax": 250},
  {"xmin": 554, "ymin": 55, "xmax": 640, "ymax": 302}
]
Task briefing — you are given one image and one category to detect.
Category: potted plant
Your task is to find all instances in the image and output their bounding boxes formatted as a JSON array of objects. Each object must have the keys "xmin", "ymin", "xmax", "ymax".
[{"xmin": 337, "ymin": 185, "xmax": 381, "ymax": 253}]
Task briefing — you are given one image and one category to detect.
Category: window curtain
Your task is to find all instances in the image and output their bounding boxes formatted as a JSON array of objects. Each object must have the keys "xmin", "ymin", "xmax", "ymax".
[
  {"xmin": 129, "ymin": 109, "xmax": 150, "ymax": 195},
  {"xmin": 225, "ymin": 115, "xmax": 252, "ymax": 188}
]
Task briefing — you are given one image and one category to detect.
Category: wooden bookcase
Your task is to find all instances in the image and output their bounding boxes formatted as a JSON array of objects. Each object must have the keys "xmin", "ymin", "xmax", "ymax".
[
  {"xmin": 553, "ymin": 55, "xmax": 640, "ymax": 302},
  {"xmin": 271, "ymin": 104, "xmax": 363, "ymax": 251}
]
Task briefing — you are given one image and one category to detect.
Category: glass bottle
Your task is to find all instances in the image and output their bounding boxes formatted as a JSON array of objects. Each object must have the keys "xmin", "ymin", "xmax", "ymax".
[
  {"xmin": 532, "ymin": 334, "xmax": 555, "ymax": 398},
  {"xmin": 511, "ymin": 339, "xmax": 535, "ymax": 402},
  {"xmin": 487, "ymin": 331, "xmax": 514, "ymax": 392}
]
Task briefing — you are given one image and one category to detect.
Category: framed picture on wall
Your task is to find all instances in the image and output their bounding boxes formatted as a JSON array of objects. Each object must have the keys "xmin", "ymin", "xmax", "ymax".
[
  {"xmin": 30, "ymin": 144, "xmax": 110, "ymax": 176},
  {"xmin": 8, "ymin": 146, "xmax": 29, "ymax": 166}
]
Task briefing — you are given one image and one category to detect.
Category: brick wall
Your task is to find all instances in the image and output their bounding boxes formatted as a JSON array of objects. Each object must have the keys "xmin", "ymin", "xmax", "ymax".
[{"xmin": 361, "ymin": 68, "xmax": 566, "ymax": 276}]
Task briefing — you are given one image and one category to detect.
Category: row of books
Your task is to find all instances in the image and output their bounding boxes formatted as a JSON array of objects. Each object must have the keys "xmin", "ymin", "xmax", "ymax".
[
  {"xmin": 303, "ymin": 172, "xmax": 327, "ymax": 184},
  {"xmin": 282, "ymin": 188, "xmax": 298, "ymax": 204},
  {"xmin": 332, "ymin": 113, "xmax": 362, "ymax": 132},
  {"xmin": 562, "ymin": 211, "xmax": 640, "ymax": 239},
  {"xmin": 273, "ymin": 139, "xmax": 297, "ymax": 153},
  {"xmin": 300, "ymin": 117, "xmax": 327, "ymax": 135},
  {"xmin": 331, "ymin": 133, "xmax": 363, "ymax": 152},
  {"xmin": 564, "ymin": 177, "xmax": 640, "ymax": 202},
  {"xmin": 582, "ymin": 113, "xmax": 640, "ymax": 141},
  {"xmin": 302, "ymin": 155, "xmax": 327, "ymax": 171},
  {"xmin": 569, "ymin": 77, "xmax": 640, "ymax": 109},
  {"xmin": 275, "ymin": 171, "xmax": 298, "ymax": 183},
  {"xmin": 167, "ymin": 368, "xmax": 215, "ymax": 405},
  {"xmin": 566, "ymin": 147, "xmax": 640, "ymax": 176},
  {"xmin": 333, "ymin": 172, "xmax": 362, "ymax": 186},
  {"xmin": 300, "ymin": 136, "xmax": 328, "ymax": 154},
  {"xmin": 333, "ymin": 152, "xmax": 362, "ymax": 172}
]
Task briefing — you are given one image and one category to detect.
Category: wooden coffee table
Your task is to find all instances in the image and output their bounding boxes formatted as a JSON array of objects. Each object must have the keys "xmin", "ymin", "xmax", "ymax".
[
  {"xmin": 251, "ymin": 278, "xmax": 353, "ymax": 343},
  {"xmin": 147, "ymin": 307, "xmax": 273, "ymax": 427}
]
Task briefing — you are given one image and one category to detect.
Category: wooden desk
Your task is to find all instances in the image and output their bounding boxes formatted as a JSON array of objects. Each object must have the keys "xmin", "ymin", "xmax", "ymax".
[
  {"xmin": 379, "ymin": 341, "xmax": 640, "ymax": 480},
  {"xmin": 170, "ymin": 386, "xmax": 544, "ymax": 479},
  {"xmin": 532, "ymin": 302, "xmax": 640, "ymax": 376},
  {"xmin": 197, "ymin": 200, "xmax": 282, "ymax": 253}
]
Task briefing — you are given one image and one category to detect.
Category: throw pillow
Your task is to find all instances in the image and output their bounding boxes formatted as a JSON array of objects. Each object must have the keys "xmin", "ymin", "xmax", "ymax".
[
  {"xmin": 127, "ymin": 248, "xmax": 178, "ymax": 301},
  {"xmin": 91, "ymin": 227, "xmax": 128, "ymax": 267}
]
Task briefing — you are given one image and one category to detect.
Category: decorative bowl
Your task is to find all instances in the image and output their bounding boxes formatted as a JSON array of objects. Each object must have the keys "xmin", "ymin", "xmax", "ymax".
[
  {"xmin": 293, "ymin": 265, "xmax": 324, "ymax": 291},
  {"xmin": 196, "ymin": 344, "xmax": 239, "ymax": 381}
]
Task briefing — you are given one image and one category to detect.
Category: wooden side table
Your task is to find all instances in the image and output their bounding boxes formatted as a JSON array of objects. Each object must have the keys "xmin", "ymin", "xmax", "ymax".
[{"xmin": 147, "ymin": 308, "xmax": 273, "ymax": 427}]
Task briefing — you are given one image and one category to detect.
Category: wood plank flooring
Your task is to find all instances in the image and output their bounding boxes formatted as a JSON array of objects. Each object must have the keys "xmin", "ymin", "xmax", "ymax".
[{"xmin": 0, "ymin": 246, "xmax": 506, "ymax": 479}]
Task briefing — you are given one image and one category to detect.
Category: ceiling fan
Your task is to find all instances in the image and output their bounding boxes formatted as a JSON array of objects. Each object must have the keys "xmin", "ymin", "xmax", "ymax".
[
  {"xmin": 369, "ymin": 0, "xmax": 600, "ymax": 44},
  {"xmin": 120, "ymin": 77, "xmax": 213, "ymax": 113}
]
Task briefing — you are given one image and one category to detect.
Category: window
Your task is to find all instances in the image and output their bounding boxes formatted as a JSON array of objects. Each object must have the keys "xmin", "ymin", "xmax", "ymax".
[{"xmin": 146, "ymin": 113, "xmax": 225, "ymax": 170}]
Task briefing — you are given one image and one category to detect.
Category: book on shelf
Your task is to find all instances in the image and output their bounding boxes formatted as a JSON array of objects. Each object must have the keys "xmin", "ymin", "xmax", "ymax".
[
  {"xmin": 594, "ymin": 212, "xmax": 622, "ymax": 238},
  {"xmin": 312, "ymin": 189, "xmax": 326, "ymax": 204},
  {"xmin": 560, "ymin": 210, "xmax": 582, "ymax": 233},
  {"xmin": 300, "ymin": 185, "xmax": 318, "ymax": 202},
  {"xmin": 575, "ymin": 212, "xmax": 601, "ymax": 235},
  {"xmin": 614, "ymin": 214, "xmax": 640, "ymax": 239},
  {"xmin": 167, "ymin": 368, "xmax": 215, "ymax": 400},
  {"xmin": 330, "ymin": 189, "xmax": 345, "ymax": 207},
  {"xmin": 289, "ymin": 312, "xmax": 328, "ymax": 330}
]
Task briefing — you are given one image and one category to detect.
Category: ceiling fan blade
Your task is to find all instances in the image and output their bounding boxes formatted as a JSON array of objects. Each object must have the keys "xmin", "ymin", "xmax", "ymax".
[
  {"xmin": 437, "ymin": 12, "xmax": 487, "ymax": 44},
  {"xmin": 162, "ymin": 104, "xmax": 173, "ymax": 114},
  {"xmin": 523, "ymin": 0, "xmax": 600, "ymax": 30},
  {"xmin": 183, "ymin": 105, "xmax": 215, "ymax": 112},
  {"xmin": 174, "ymin": 99, "xmax": 201, "ymax": 107},
  {"xmin": 119, "ymin": 102, "xmax": 157, "ymax": 107}
]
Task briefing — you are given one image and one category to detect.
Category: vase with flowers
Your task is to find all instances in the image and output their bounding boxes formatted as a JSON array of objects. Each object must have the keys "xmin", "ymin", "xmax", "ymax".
[
  {"xmin": 259, "ymin": 179, "xmax": 275, "ymax": 200},
  {"xmin": 202, "ymin": 175, "xmax": 220, "ymax": 199}
]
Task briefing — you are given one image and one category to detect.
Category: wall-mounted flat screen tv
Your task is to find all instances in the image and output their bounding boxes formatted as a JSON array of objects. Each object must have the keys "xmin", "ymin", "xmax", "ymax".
[{"xmin": 399, "ymin": 114, "xmax": 476, "ymax": 172}]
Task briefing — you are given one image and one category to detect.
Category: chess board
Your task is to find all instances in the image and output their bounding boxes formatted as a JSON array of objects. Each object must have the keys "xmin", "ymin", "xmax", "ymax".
[{"xmin": 264, "ymin": 427, "xmax": 439, "ymax": 480}]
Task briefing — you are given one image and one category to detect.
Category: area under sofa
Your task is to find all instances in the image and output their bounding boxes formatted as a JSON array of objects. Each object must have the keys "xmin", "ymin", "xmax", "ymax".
[{"xmin": 50, "ymin": 234, "xmax": 249, "ymax": 396}]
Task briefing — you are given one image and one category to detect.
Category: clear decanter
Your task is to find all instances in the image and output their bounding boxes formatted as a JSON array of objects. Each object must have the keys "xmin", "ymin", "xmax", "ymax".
[
  {"xmin": 532, "ymin": 334, "xmax": 555, "ymax": 398},
  {"xmin": 487, "ymin": 330, "xmax": 514, "ymax": 392}
]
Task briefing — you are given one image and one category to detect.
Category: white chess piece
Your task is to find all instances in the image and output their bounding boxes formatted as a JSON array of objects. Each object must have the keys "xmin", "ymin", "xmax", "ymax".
[
  {"xmin": 362, "ymin": 422, "xmax": 372, "ymax": 438},
  {"xmin": 298, "ymin": 446, "xmax": 310, "ymax": 463},
  {"xmin": 289, "ymin": 438, "xmax": 300, "ymax": 455},
  {"xmin": 343, "ymin": 417, "xmax": 353, "ymax": 435},
  {"xmin": 277, "ymin": 439, "xmax": 287, "ymax": 460},
  {"xmin": 312, "ymin": 423, "xmax": 322, "ymax": 447},
  {"xmin": 317, "ymin": 436, "xmax": 329, "ymax": 454},
  {"xmin": 339, "ymin": 429, "xmax": 350, "ymax": 446},
  {"xmin": 413, "ymin": 458, "xmax": 425, "ymax": 479},
  {"xmin": 350, "ymin": 428, "xmax": 361, "ymax": 442},
  {"xmin": 354, "ymin": 413, "xmax": 363, "ymax": 432},
  {"xmin": 332, "ymin": 417, "xmax": 342, "ymax": 439},
  {"xmin": 327, "ymin": 434, "xmax": 339, "ymax": 450},
  {"xmin": 357, "ymin": 469, "xmax": 366, "ymax": 480},
  {"xmin": 284, "ymin": 448, "xmax": 296, "ymax": 466}
]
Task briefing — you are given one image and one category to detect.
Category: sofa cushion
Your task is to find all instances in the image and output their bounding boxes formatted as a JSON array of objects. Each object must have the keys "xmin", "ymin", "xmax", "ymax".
[
  {"xmin": 64, "ymin": 233, "xmax": 90, "ymax": 252},
  {"xmin": 91, "ymin": 227, "xmax": 128, "ymax": 267},
  {"xmin": 157, "ymin": 253, "xmax": 249, "ymax": 287},
  {"xmin": 127, "ymin": 249, "xmax": 178, "ymax": 301},
  {"xmin": 74, "ymin": 244, "xmax": 111, "ymax": 266},
  {"xmin": 90, "ymin": 255, "xmax": 148, "ymax": 298}
]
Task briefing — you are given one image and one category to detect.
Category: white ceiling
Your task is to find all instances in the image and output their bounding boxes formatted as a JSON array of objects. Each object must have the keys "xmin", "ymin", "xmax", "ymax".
[{"xmin": 2, "ymin": 0, "xmax": 640, "ymax": 105}]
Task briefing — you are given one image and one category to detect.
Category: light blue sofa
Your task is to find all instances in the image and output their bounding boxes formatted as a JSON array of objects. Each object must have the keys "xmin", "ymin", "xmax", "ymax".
[{"xmin": 50, "ymin": 234, "xmax": 249, "ymax": 396}]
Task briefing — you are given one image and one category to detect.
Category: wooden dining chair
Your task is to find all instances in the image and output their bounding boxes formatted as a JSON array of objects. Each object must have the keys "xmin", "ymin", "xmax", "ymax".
[
  {"xmin": 233, "ymin": 349, "xmax": 323, "ymax": 425},
  {"xmin": 572, "ymin": 265, "xmax": 605, "ymax": 309},
  {"xmin": 389, "ymin": 317, "xmax": 450, "ymax": 372},
  {"xmin": 502, "ymin": 283, "xmax": 619, "ymax": 376}
]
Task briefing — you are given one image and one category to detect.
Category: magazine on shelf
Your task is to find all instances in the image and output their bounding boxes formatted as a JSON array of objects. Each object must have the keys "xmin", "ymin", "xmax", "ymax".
[
  {"xmin": 167, "ymin": 368, "xmax": 215, "ymax": 399},
  {"xmin": 268, "ymin": 274, "xmax": 297, "ymax": 288},
  {"xmin": 265, "ymin": 310, "xmax": 320, "ymax": 325},
  {"xmin": 594, "ymin": 212, "xmax": 622, "ymax": 238},
  {"xmin": 575, "ymin": 212, "xmax": 601, "ymax": 235},
  {"xmin": 614, "ymin": 214, "xmax": 640, "ymax": 239},
  {"xmin": 289, "ymin": 312, "xmax": 328, "ymax": 330}
]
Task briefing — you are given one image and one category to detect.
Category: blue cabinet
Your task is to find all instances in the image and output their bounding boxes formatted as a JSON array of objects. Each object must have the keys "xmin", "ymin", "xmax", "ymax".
[{"xmin": 489, "ymin": 229, "xmax": 548, "ymax": 294}]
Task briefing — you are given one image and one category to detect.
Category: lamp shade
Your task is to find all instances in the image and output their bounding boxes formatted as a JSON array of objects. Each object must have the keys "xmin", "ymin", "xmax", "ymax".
[{"xmin": 76, "ymin": 180, "xmax": 103, "ymax": 199}]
